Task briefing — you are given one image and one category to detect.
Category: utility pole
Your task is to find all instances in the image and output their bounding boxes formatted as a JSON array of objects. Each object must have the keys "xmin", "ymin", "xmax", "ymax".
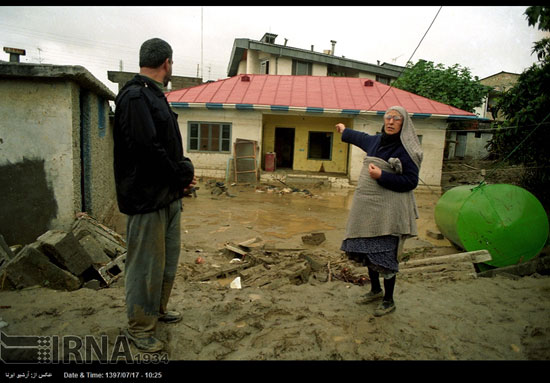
[{"xmin": 201, "ymin": 7, "xmax": 204, "ymax": 81}]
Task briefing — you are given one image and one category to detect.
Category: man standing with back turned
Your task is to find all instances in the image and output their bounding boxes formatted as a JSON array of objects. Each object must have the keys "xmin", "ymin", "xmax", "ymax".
[{"xmin": 113, "ymin": 38, "xmax": 196, "ymax": 353}]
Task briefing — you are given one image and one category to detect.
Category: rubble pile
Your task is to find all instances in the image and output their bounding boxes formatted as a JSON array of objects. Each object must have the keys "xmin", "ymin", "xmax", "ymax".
[
  {"xmin": 187, "ymin": 236, "xmax": 366, "ymax": 289},
  {"xmin": 202, "ymin": 178, "xmax": 316, "ymax": 198},
  {"xmin": 0, "ymin": 214, "xmax": 127, "ymax": 292}
]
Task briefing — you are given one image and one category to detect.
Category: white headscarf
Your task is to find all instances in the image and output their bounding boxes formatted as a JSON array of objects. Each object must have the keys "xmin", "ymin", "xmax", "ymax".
[{"xmin": 386, "ymin": 106, "xmax": 423, "ymax": 169}]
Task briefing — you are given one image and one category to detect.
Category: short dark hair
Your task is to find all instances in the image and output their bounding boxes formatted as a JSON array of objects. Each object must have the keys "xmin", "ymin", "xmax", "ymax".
[{"xmin": 139, "ymin": 38, "xmax": 173, "ymax": 68}]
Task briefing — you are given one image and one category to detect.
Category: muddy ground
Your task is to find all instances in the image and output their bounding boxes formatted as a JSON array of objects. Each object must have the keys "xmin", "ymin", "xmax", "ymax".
[{"xmin": 1, "ymin": 161, "xmax": 549, "ymax": 362}]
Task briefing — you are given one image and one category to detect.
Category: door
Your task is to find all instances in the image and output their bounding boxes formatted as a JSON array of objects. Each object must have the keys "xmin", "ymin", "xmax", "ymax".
[
  {"xmin": 455, "ymin": 132, "xmax": 467, "ymax": 158},
  {"xmin": 274, "ymin": 127, "xmax": 295, "ymax": 168}
]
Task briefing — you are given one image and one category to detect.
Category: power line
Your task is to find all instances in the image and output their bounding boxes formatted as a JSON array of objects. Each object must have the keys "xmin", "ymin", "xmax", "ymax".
[
  {"xmin": 1, "ymin": 21, "xmax": 228, "ymax": 79},
  {"xmin": 481, "ymin": 110, "xmax": 550, "ymax": 182},
  {"xmin": 369, "ymin": 6, "xmax": 443, "ymax": 111}
]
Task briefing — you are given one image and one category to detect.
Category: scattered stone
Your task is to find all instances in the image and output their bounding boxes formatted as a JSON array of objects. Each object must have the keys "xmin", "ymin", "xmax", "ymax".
[
  {"xmin": 36, "ymin": 230, "xmax": 93, "ymax": 276},
  {"xmin": 1, "ymin": 213, "xmax": 128, "ymax": 292},
  {"xmin": 302, "ymin": 232, "xmax": 326, "ymax": 246},
  {"xmin": 426, "ymin": 229, "xmax": 444, "ymax": 240},
  {"xmin": 72, "ymin": 215, "xmax": 126, "ymax": 259},
  {"xmin": 79, "ymin": 234, "xmax": 112, "ymax": 266},
  {"xmin": 0, "ymin": 244, "xmax": 81, "ymax": 291},
  {"xmin": 83, "ymin": 279, "xmax": 102, "ymax": 290}
]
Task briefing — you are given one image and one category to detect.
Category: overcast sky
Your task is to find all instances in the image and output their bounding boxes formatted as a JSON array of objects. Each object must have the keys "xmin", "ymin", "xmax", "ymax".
[{"xmin": 1, "ymin": 6, "xmax": 548, "ymax": 95}]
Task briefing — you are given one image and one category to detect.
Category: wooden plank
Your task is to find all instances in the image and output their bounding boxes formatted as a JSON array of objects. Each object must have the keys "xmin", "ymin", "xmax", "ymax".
[
  {"xmin": 191, "ymin": 262, "xmax": 250, "ymax": 281},
  {"xmin": 225, "ymin": 243, "xmax": 248, "ymax": 256},
  {"xmin": 400, "ymin": 250, "xmax": 491, "ymax": 269},
  {"xmin": 400, "ymin": 262, "xmax": 476, "ymax": 274}
]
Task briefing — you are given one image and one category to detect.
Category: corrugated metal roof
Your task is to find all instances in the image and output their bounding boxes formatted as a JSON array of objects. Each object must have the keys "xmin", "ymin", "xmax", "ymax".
[{"xmin": 166, "ymin": 74, "xmax": 476, "ymax": 118}]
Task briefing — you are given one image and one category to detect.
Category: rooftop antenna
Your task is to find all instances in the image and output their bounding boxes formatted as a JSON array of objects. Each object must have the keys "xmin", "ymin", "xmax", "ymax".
[{"xmin": 391, "ymin": 54, "xmax": 403, "ymax": 63}]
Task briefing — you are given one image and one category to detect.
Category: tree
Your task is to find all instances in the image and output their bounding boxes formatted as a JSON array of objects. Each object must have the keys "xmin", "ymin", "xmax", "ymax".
[
  {"xmin": 487, "ymin": 6, "xmax": 550, "ymax": 206},
  {"xmin": 391, "ymin": 59, "xmax": 490, "ymax": 112}
]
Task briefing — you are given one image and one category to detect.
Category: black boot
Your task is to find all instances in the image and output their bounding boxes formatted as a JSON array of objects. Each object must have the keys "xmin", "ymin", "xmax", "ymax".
[
  {"xmin": 374, "ymin": 276, "xmax": 396, "ymax": 316},
  {"xmin": 357, "ymin": 267, "xmax": 383, "ymax": 304}
]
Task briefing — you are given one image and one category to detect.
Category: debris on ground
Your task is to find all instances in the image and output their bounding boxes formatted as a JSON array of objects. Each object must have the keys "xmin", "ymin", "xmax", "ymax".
[
  {"xmin": 302, "ymin": 232, "xmax": 326, "ymax": 246},
  {"xmin": 0, "ymin": 213, "xmax": 127, "ymax": 291},
  {"xmin": 204, "ymin": 180, "xmax": 235, "ymax": 198}
]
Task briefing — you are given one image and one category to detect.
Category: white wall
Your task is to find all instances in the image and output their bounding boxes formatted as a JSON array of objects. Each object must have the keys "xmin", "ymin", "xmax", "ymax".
[
  {"xmin": 174, "ymin": 108, "xmax": 263, "ymax": 179},
  {"xmin": 465, "ymin": 132, "xmax": 492, "ymax": 159},
  {"xmin": 0, "ymin": 80, "xmax": 77, "ymax": 231}
]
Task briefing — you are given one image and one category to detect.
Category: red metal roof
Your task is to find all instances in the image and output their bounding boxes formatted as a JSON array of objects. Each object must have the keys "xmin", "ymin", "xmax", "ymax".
[{"xmin": 166, "ymin": 74, "xmax": 475, "ymax": 117}]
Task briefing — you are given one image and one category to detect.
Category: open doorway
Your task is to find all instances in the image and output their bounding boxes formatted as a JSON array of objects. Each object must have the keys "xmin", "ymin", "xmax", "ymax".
[{"xmin": 274, "ymin": 127, "xmax": 295, "ymax": 168}]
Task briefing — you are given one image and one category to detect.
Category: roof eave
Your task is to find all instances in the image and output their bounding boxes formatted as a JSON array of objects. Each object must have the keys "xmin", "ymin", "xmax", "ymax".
[{"xmin": 169, "ymin": 101, "xmax": 477, "ymax": 120}]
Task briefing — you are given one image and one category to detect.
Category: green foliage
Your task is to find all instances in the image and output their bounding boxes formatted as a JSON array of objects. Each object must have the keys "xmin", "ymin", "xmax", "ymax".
[
  {"xmin": 488, "ymin": 6, "xmax": 550, "ymax": 206},
  {"xmin": 391, "ymin": 59, "xmax": 490, "ymax": 112}
]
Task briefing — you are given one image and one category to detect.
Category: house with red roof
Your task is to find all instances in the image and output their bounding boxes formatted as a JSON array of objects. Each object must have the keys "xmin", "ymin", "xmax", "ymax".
[{"xmin": 166, "ymin": 73, "xmax": 477, "ymax": 189}]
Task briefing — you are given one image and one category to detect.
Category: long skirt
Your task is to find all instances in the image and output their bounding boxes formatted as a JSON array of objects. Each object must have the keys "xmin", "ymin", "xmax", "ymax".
[{"xmin": 341, "ymin": 235, "xmax": 399, "ymax": 275}]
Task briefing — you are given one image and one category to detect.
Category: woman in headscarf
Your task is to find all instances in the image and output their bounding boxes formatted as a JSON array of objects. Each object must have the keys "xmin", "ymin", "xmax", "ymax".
[{"xmin": 335, "ymin": 106, "xmax": 423, "ymax": 316}]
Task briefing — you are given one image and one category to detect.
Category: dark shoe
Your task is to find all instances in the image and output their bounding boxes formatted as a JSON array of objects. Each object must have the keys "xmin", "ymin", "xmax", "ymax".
[
  {"xmin": 122, "ymin": 328, "xmax": 164, "ymax": 353},
  {"xmin": 374, "ymin": 300, "xmax": 396, "ymax": 317},
  {"xmin": 159, "ymin": 310, "xmax": 182, "ymax": 323},
  {"xmin": 357, "ymin": 290, "xmax": 384, "ymax": 304}
]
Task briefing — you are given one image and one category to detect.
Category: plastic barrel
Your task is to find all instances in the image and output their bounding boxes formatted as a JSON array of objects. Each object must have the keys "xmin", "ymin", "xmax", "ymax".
[
  {"xmin": 435, "ymin": 184, "xmax": 549, "ymax": 268},
  {"xmin": 265, "ymin": 152, "xmax": 276, "ymax": 172}
]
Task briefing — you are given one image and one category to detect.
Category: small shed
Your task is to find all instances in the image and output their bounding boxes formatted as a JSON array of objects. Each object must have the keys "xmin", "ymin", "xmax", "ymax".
[{"xmin": 0, "ymin": 61, "xmax": 116, "ymax": 246}]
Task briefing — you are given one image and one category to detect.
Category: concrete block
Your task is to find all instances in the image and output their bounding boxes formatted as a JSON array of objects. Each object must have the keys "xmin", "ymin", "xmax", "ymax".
[
  {"xmin": 78, "ymin": 234, "xmax": 111, "ymax": 266},
  {"xmin": 0, "ymin": 244, "xmax": 81, "ymax": 291},
  {"xmin": 1, "ymin": 234, "xmax": 14, "ymax": 267},
  {"xmin": 37, "ymin": 230, "xmax": 93, "ymax": 276},
  {"xmin": 97, "ymin": 253, "xmax": 126, "ymax": 286},
  {"xmin": 83, "ymin": 279, "xmax": 102, "ymax": 290},
  {"xmin": 72, "ymin": 218, "xmax": 126, "ymax": 258},
  {"xmin": 302, "ymin": 232, "xmax": 326, "ymax": 246}
]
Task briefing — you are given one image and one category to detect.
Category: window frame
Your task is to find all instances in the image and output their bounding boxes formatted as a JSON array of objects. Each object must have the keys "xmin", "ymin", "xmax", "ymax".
[
  {"xmin": 292, "ymin": 60, "xmax": 312, "ymax": 76},
  {"xmin": 188, "ymin": 121, "xmax": 232, "ymax": 153},
  {"xmin": 307, "ymin": 131, "xmax": 333, "ymax": 161}
]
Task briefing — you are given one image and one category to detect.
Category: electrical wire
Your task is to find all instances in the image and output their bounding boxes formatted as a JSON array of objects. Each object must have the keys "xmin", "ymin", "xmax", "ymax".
[
  {"xmin": 480, "ymin": 110, "xmax": 550, "ymax": 183},
  {"xmin": 369, "ymin": 6, "xmax": 443, "ymax": 111}
]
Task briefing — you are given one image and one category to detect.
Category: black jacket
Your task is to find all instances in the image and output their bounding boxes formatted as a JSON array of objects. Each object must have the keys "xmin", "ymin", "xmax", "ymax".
[{"xmin": 113, "ymin": 75, "xmax": 194, "ymax": 215}]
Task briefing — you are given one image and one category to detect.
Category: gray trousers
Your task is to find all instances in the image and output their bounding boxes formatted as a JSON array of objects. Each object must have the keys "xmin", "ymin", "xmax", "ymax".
[{"xmin": 124, "ymin": 199, "xmax": 182, "ymax": 337}]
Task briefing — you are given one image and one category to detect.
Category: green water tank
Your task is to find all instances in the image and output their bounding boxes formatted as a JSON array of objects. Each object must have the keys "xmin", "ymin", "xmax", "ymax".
[{"xmin": 435, "ymin": 184, "xmax": 549, "ymax": 268}]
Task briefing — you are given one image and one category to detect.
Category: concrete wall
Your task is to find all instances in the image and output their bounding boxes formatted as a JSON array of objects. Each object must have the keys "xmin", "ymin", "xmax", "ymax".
[
  {"xmin": 277, "ymin": 57, "xmax": 293, "ymax": 75},
  {"xmin": 464, "ymin": 132, "xmax": 492, "ymax": 159},
  {"xmin": 80, "ymin": 90, "xmax": 117, "ymax": 220},
  {"xmin": 0, "ymin": 78, "xmax": 116, "ymax": 246},
  {"xmin": 0, "ymin": 79, "xmax": 76, "ymax": 245},
  {"xmin": 312, "ymin": 63, "xmax": 327, "ymax": 76}
]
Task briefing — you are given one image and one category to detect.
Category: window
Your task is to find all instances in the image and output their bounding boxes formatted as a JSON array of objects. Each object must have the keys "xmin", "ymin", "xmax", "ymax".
[
  {"xmin": 308, "ymin": 132, "xmax": 333, "ymax": 160},
  {"xmin": 376, "ymin": 75, "xmax": 390, "ymax": 85},
  {"xmin": 189, "ymin": 122, "xmax": 231, "ymax": 152},
  {"xmin": 260, "ymin": 60, "xmax": 270, "ymax": 74},
  {"xmin": 292, "ymin": 60, "xmax": 312, "ymax": 75}
]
